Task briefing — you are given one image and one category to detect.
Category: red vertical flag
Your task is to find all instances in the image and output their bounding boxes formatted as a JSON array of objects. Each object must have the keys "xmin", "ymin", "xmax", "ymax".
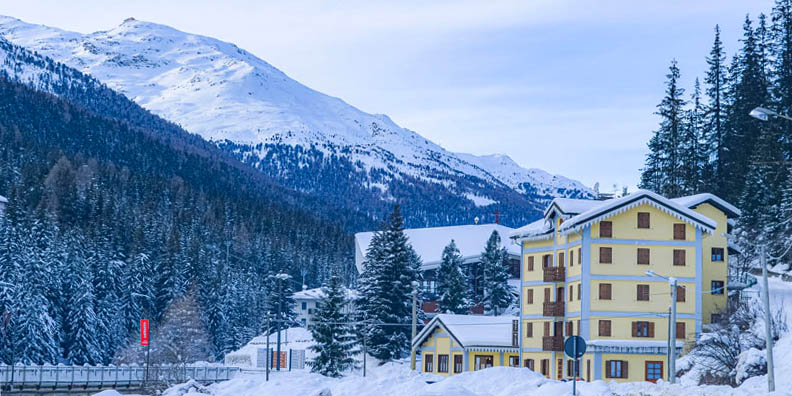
[{"xmin": 140, "ymin": 319, "xmax": 149, "ymax": 346}]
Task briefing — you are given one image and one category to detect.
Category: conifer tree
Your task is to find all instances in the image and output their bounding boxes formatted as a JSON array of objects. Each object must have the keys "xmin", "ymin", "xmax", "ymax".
[
  {"xmin": 680, "ymin": 78, "xmax": 706, "ymax": 194},
  {"xmin": 704, "ymin": 25, "xmax": 728, "ymax": 191},
  {"xmin": 436, "ymin": 240, "xmax": 469, "ymax": 314},
  {"xmin": 309, "ymin": 275, "xmax": 357, "ymax": 377},
  {"xmin": 64, "ymin": 251, "xmax": 102, "ymax": 365},
  {"xmin": 480, "ymin": 231, "xmax": 514, "ymax": 316}
]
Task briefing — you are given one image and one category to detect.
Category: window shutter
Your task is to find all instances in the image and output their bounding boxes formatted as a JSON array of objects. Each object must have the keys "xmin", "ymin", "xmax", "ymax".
[
  {"xmin": 605, "ymin": 361, "xmax": 612, "ymax": 378},
  {"xmin": 600, "ymin": 221, "xmax": 612, "ymax": 238},
  {"xmin": 637, "ymin": 248, "xmax": 650, "ymax": 265},
  {"xmin": 599, "ymin": 320, "xmax": 611, "ymax": 337},
  {"xmin": 544, "ymin": 321, "xmax": 550, "ymax": 336},
  {"xmin": 577, "ymin": 319, "xmax": 581, "ymax": 335},
  {"xmin": 676, "ymin": 322, "xmax": 685, "ymax": 339},
  {"xmin": 622, "ymin": 361, "xmax": 628, "ymax": 378},
  {"xmin": 526, "ymin": 322, "xmax": 533, "ymax": 337},
  {"xmin": 631, "ymin": 322, "xmax": 637, "ymax": 337},
  {"xmin": 578, "ymin": 248, "xmax": 581, "ymax": 264},
  {"xmin": 599, "ymin": 247, "xmax": 612, "ymax": 263},
  {"xmin": 559, "ymin": 252, "xmax": 565, "ymax": 268},
  {"xmin": 648, "ymin": 322, "xmax": 655, "ymax": 337},
  {"xmin": 637, "ymin": 212, "xmax": 650, "ymax": 228},
  {"xmin": 528, "ymin": 256, "xmax": 534, "ymax": 271},
  {"xmin": 567, "ymin": 321, "xmax": 573, "ymax": 336},
  {"xmin": 569, "ymin": 285, "xmax": 573, "ymax": 301},
  {"xmin": 599, "ymin": 283, "xmax": 612, "ymax": 300},
  {"xmin": 544, "ymin": 288, "xmax": 551, "ymax": 302},
  {"xmin": 673, "ymin": 223, "xmax": 686, "ymax": 240},
  {"xmin": 577, "ymin": 284, "xmax": 581, "ymax": 300},
  {"xmin": 570, "ymin": 250, "xmax": 574, "ymax": 267},
  {"xmin": 637, "ymin": 284, "xmax": 649, "ymax": 301},
  {"xmin": 676, "ymin": 286, "xmax": 685, "ymax": 302},
  {"xmin": 673, "ymin": 249, "xmax": 686, "ymax": 266},
  {"xmin": 527, "ymin": 289, "xmax": 534, "ymax": 304}
]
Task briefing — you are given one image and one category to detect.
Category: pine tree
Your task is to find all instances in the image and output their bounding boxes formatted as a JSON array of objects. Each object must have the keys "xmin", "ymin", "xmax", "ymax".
[
  {"xmin": 64, "ymin": 250, "xmax": 102, "ymax": 365},
  {"xmin": 308, "ymin": 276, "xmax": 357, "ymax": 377},
  {"xmin": 680, "ymin": 78, "xmax": 706, "ymax": 194},
  {"xmin": 436, "ymin": 240, "xmax": 469, "ymax": 314},
  {"xmin": 152, "ymin": 290, "xmax": 212, "ymax": 364},
  {"xmin": 640, "ymin": 60, "xmax": 687, "ymax": 196},
  {"xmin": 480, "ymin": 231, "xmax": 514, "ymax": 316},
  {"xmin": 704, "ymin": 25, "xmax": 728, "ymax": 191}
]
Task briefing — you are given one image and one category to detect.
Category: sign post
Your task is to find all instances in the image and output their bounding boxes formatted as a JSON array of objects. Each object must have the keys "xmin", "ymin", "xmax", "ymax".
[
  {"xmin": 141, "ymin": 319, "xmax": 150, "ymax": 388},
  {"xmin": 564, "ymin": 336, "xmax": 586, "ymax": 396}
]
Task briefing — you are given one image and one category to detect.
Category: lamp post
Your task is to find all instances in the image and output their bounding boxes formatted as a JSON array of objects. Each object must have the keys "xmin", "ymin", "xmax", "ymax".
[
  {"xmin": 747, "ymin": 105, "xmax": 789, "ymax": 393},
  {"xmin": 645, "ymin": 270, "xmax": 678, "ymax": 383}
]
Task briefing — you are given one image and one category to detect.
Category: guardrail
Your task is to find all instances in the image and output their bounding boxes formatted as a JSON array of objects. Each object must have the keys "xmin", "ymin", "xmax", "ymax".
[{"xmin": 0, "ymin": 364, "xmax": 240, "ymax": 392}]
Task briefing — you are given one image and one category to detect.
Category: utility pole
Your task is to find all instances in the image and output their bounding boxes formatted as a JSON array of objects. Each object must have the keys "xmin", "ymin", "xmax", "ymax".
[
  {"xmin": 276, "ymin": 275, "xmax": 283, "ymax": 371},
  {"xmin": 410, "ymin": 281, "xmax": 418, "ymax": 370},
  {"xmin": 266, "ymin": 312, "xmax": 271, "ymax": 381},
  {"xmin": 761, "ymin": 245, "xmax": 775, "ymax": 392},
  {"xmin": 362, "ymin": 331, "xmax": 367, "ymax": 378},
  {"xmin": 669, "ymin": 278, "xmax": 677, "ymax": 384},
  {"xmin": 666, "ymin": 306, "xmax": 671, "ymax": 382}
]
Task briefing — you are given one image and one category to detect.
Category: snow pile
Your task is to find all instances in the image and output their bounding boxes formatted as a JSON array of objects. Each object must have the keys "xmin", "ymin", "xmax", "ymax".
[
  {"xmin": 735, "ymin": 348, "xmax": 766, "ymax": 385},
  {"xmin": 225, "ymin": 327, "xmax": 316, "ymax": 368}
]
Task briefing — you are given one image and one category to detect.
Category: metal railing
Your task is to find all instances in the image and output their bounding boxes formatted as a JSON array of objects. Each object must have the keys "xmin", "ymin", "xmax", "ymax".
[{"xmin": 543, "ymin": 266, "xmax": 565, "ymax": 282}]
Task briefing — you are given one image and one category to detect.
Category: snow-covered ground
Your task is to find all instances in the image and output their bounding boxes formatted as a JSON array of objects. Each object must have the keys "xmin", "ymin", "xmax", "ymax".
[{"xmin": 225, "ymin": 327, "xmax": 316, "ymax": 368}]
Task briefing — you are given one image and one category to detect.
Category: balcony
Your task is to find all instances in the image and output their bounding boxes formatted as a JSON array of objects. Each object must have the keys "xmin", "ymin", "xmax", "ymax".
[
  {"xmin": 543, "ymin": 301, "xmax": 565, "ymax": 317},
  {"xmin": 542, "ymin": 336, "xmax": 564, "ymax": 351},
  {"xmin": 543, "ymin": 266, "xmax": 565, "ymax": 282}
]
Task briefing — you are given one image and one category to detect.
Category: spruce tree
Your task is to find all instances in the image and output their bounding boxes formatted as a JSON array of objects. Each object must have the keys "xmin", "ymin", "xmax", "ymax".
[
  {"xmin": 704, "ymin": 25, "xmax": 728, "ymax": 191},
  {"xmin": 309, "ymin": 276, "xmax": 356, "ymax": 377},
  {"xmin": 680, "ymin": 78, "xmax": 706, "ymax": 194},
  {"xmin": 64, "ymin": 251, "xmax": 102, "ymax": 365},
  {"xmin": 436, "ymin": 240, "xmax": 469, "ymax": 314},
  {"xmin": 480, "ymin": 231, "xmax": 514, "ymax": 316}
]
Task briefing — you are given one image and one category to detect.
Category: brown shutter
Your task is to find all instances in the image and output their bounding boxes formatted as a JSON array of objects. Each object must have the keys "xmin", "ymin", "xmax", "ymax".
[
  {"xmin": 544, "ymin": 321, "xmax": 550, "ymax": 336},
  {"xmin": 599, "ymin": 320, "xmax": 611, "ymax": 336},
  {"xmin": 605, "ymin": 361, "xmax": 612, "ymax": 378},
  {"xmin": 577, "ymin": 320, "xmax": 581, "ymax": 336},
  {"xmin": 631, "ymin": 321, "xmax": 638, "ymax": 337},
  {"xmin": 544, "ymin": 287, "xmax": 551, "ymax": 302},
  {"xmin": 673, "ymin": 223, "xmax": 686, "ymax": 240},
  {"xmin": 526, "ymin": 322, "xmax": 533, "ymax": 337},
  {"xmin": 577, "ymin": 284, "xmax": 581, "ymax": 300},
  {"xmin": 637, "ymin": 284, "xmax": 649, "ymax": 301},
  {"xmin": 578, "ymin": 248, "xmax": 581, "ymax": 264},
  {"xmin": 637, "ymin": 212, "xmax": 650, "ymax": 228},
  {"xmin": 599, "ymin": 247, "xmax": 612, "ymax": 263},
  {"xmin": 558, "ymin": 252, "xmax": 565, "ymax": 268},
  {"xmin": 673, "ymin": 249, "xmax": 686, "ymax": 266},
  {"xmin": 569, "ymin": 285, "xmax": 573, "ymax": 301},
  {"xmin": 637, "ymin": 248, "xmax": 650, "ymax": 265},
  {"xmin": 676, "ymin": 286, "xmax": 685, "ymax": 302},
  {"xmin": 648, "ymin": 322, "xmax": 655, "ymax": 337},
  {"xmin": 676, "ymin": 322, "xmax": 685, "ymax": 339},
  {"xmin": 528, "ymin": 256, "xmax": 534, "ymax": 271},
  {"xmin": 599, "ymin": 283, "xmax": 612, "ymax": 300},
  {"xmin": 527, "ymin": 289, "xmax": 534, "ymax": 304},
  {"xmin": 600, "ymin": 221, "xmax": 612, "ymax": 238},
  {"xmin": 567, "ymin": 321, "xmax": 573, "ymax": 336},
  {"xmin": 622, "ymin": 361, "xmax": 628, "ymax": 378}
]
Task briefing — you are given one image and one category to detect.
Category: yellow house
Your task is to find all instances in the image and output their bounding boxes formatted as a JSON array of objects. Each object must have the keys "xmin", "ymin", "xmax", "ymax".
[
  {"xmin": 510, "ymin": 190, "xmax": 740, "ymax": 383},
  {"xmin": 412, "ymin": 314, "xmax": 520, "ymax": 376}
]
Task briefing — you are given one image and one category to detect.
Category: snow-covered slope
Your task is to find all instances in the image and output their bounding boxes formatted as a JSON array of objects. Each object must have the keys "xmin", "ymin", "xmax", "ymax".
[{"xmin": 0, "ymin": 16, "xmax": 591, "ymax": 206}]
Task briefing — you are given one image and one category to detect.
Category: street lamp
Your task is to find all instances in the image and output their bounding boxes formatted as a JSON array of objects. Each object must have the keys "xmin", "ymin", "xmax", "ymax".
[
  {"xmin": 645, "ymin": 270, "xmax": 678, "ymax": 384},
  {"xmin": 746, "ymin": 106, "xmax": 789, "ymax": 393}
]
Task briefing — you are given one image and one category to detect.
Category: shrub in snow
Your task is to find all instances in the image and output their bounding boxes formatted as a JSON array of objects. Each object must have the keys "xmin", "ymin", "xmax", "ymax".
[{"xmin": 734, "ymin": 348, "xmax": 766, "ymax": 384}]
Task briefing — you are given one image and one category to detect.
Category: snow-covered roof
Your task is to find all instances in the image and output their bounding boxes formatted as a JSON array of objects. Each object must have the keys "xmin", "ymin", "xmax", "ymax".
[
  {"xmin": 354, "ymin": 224, "xmax": 519, "ymax": 273},
  {"xmin": 412, "ymin": 314, "xmax": 518, "ymax": 349},
  {"xmin": 0, "ymin": 195, "xmax": 7, "ymax": 204},
  {"xmin": 671, "ymin": 193, "xmax": 741, "ymax": 218},
  {"xmin": 292, "ymin": 286, "xmax": 357, "ymax": 301},
  {"xmin": 509, "ymin": 219, "xmax": 553, "ymax": 241},
  {"xmin": 543, "ymin": 197, "xmax": 602, "ymax": 218},
  {"xmin": 558, "ymin": 190, "xmax": 717, "ymax": 235}
]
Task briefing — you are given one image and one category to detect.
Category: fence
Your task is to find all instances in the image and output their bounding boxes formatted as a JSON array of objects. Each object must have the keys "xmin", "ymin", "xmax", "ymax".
[{"xmin": 0, "ymin": 364, "xmax": 240, "ymax": 392}]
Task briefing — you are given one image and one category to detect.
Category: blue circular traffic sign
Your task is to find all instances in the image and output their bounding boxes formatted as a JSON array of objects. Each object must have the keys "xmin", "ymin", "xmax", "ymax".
[{"xmin": 564, "ymin": 336, "xmax": 586, "ymax": 358}]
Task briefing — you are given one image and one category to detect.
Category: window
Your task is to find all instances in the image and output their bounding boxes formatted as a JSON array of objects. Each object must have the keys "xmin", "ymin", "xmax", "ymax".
[
  {"xmin": 577, "ymin": 284, "xmax": 581, "ymax": 300},
  {"xmin": 599, "ymin": 283, "xmax": 612, "ymax": 300},
  {"xmin": 509, "ymin": 356, "xmax": 520, "ymax": 367},
  {"xmin": 570, "ymin": 250, "xmax": 574, "ymax": 267},
  {"xmin": 544, "ymin": 287, "xmax": 551, "ymax": 302},
  {"xmin": 676, "ymin": 285, "xmax": 686, "ymax": 302},
  {"xmin": 424, "ymin": 354, "xmax": 433, "ymax": 372},
  {"xmin": 544, "ymin": 322, "xmax": 550, "ymax": 336},
  {"xmin": 301, "ymin": 302, "xmax": 307, "ymax": 310},
  {"xmin": 600, "ymin": 221, "xmax": 613, "ymax": 238},
  {"xmin": 673, "ymin": 223, "xmax": 686, "ymax": 240},
  {"xmin": 525, "ymin": 359, "xmax": 535, "ymax": 370},
  {"xmin": 474, "ymin": 355, "xmax": 494, "ymax": 370},
  {"xmin": 578, "ymin": 248, "xmax": 581, "ymax": 264},
  {"xmin": 637, "ymin": 284, "xmax": 650, "ymax": 301},
  {"xmin": 673, "ymin": 249, "xmax": 686, "ymax": 266},
  {"xmin": 633, "ymin": 321, "xmax": 654, "ymax": 337},
  {"xmin": 566, "ymin": 321, "xmax": 573, "ymax": 336},
  {"xmin": 541, "ymin": 359, "xmax": 549, "ymax": 376},
  {"xmin": 567, "ymin": 359, "xmax": 581, "ymax": 377},
  {"xmin": 528, "ymin": 256, "xmax": 535, "ymax": 271},
  {"xmin": 454, "ymin": 355, "xmax": 463, "ymax": 373},
  {"xmin": 599, "ymin": 247, "xmax": 612, "ymax": 263},
  {"xmin": 577, "ymin": 320, "xmax": 581, "ymax": 336},
  {"xmin": 712, "ymin": 280, "xmax": 725, "ymax": 295},
  {"xmin": 676, "ymin": 322, "xmax": 686, "ymax": 339},
  {"xmin": 542, "ymin": 254, "xmax": 552, "ymax": 268},
  {"xmin": 308, "ymin": 308, "xmax": 313, "ymax": 314},
  {"xmin": 711, "ymin": 313, "xmax": 723, "ymax": 324},
  {"xmin": 526, "ymin": 289, "xmax": 534, "ymax": 304},
  {"xmin": 637, "ymin": 248, "xmax": 650, "ymax": 265},
  {"xmin": 645, "ymin": 361, "xmax": 663, "ymax": 382},
  {"xmin": 599, "ymin": 320, "xmax": 611, "ymax": 337},
  {"xmin": 606, "ymin": 360, "xmax": 628, "ymax": 379},
  {"xmin": 526, "ymin": 322, "xmax": 533, "ymax": 338},
  {"xmin": 569, "ymin": 285, "xmax": 573, "ymax": 301},
  {"xmin": 711, "ymin": 247, "xmax": 725, "ymax": 262},
  {"xmin": 559, "ymin": 252, "xmax": 565, "ymax": 268},
  {"xmin": 638, "ymin": 212, "xmax": 650, "ymax": 229},
  {"xmin": 438, "ymin": 355, "xmax": 449, "ymax": 373}
]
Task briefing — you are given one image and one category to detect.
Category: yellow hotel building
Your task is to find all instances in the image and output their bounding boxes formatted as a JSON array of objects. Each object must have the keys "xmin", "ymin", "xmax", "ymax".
[{"xmin": 509, "ymin": 190, "xmax": 740, "ymax": 383}]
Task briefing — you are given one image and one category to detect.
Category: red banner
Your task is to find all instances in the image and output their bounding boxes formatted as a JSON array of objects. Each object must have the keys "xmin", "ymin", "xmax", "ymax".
[{"xmin": 140, "ymin": 319, "xmax": 149, "ymax": 346}]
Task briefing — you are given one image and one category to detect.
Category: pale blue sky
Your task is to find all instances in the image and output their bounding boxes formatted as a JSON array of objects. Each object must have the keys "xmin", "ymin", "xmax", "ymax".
[{"xmin": 0, "ymin": 1, "xmax": 775, "ymax": 191}]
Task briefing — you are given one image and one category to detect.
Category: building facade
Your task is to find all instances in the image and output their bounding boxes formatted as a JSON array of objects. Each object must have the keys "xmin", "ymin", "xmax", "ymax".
[
  {"xmin": 412, "ymin": 314, "xmax": 520, "ymax": 376},
  {"xmin": 510, "ymin": 191, "xmax": 739, "ymax": 383},
  {"xmin": 292, "ymin": 287, "xmax": 356, "ymax": 327}
]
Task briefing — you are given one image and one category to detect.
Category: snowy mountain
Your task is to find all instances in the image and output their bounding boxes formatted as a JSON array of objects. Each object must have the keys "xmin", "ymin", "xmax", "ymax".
[{"xmin": 0, "ymin": 16, "xmax": 592, "ymax": 218}]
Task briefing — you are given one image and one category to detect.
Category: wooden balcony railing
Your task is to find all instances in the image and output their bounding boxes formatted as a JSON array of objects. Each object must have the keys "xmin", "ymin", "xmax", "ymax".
[
  {"xmin": 542, "ymin": 336, "xmax": 564, "ymax": 352},
  {"xmin": 543, "ymin": 301, "xmax": 565, "ymax": 317},
  {"xmin": 543, "ymin": 266, "xmax": 565, "ymax": 282}
]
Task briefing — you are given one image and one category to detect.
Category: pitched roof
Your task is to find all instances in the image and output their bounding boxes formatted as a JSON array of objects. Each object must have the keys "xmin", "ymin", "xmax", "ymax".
[
  {"xmin": 0, "ymin": 195, "xmax": 7, "ymax": 204},
  {"xmin": 557, "ymin": 189, "xmax": 717, "ymax": 235},
  {"xmin": 509, "ymin": 219, "xmax": 553, "ymax": 240},
  {"xmin": 671, "ymin": 193, "xmax": 741, "ymax": 218},
  {"xmin": 292, "ymin": 286, "xmax": 357, "ymax": 301},
  {"xmin": 354, "ymin": 224, "xmax": 519, "ymax": 273},
  {"xmin": 412, "ymin": 314, "xmax": 518, "ymax": 349},
  {"xmin": 543, "ymin": 197, "xmax": 602, "ymax": 218}
]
